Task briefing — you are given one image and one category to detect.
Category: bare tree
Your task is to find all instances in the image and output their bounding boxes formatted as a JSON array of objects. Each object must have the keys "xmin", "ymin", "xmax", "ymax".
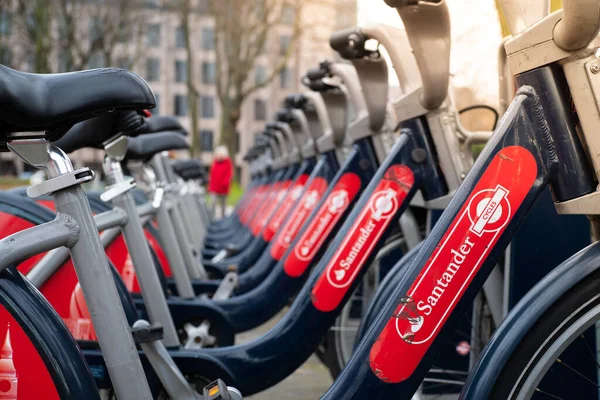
[
  {"xmin": 56, "ymin": 0, "xmax": 147, "ymax": 71},
  {"xmin": 210, "ymin": 0, "xmax": 304, "ymax": 155},
  {"xmin": 179, "ymin": 0, "xmax": 201, "ymax": 156},
  {"xmin": 6, "ymin": 0, "xmax": 146, "ymax": 73},
  {"xmin": 13, "ymin": 0, "xmax": 54, "ymax": 72},
  {"xmin": 0, "ymin": 2, "xmax": 13, "ymax": 66}
]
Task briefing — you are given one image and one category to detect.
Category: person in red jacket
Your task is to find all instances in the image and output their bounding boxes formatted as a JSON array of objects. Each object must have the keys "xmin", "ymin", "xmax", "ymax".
[{"xmin": 208, "ymin": 145, "xmax": 233, "ymax": 218}]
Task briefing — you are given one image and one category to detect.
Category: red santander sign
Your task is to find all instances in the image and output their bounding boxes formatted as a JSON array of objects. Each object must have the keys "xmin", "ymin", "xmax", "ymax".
[
  {"xmin": 262, "ymin": 175, "xmax": 309, "ymax": 242},
  {"xmin": 250, "ymin": 181, "xmax": 288, "ymax": 236},
  {"xmin": 311, "ymin": 165, "xmax": 415, "ymax": 312},
  {"xmin": 369, "ymin": 146, "xmax": 538, "ymax": 383},
  {"xmin": 284, "ymin": 173, "xmax": 361, "ymax": 277},
  {"xmin": 270, "ymin": 177, "xmax": 329, "ymax": 261}
]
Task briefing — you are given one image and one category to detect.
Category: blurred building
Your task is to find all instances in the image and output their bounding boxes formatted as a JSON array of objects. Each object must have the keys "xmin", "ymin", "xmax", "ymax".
[{"xmin": 0, "ymin": 0, "xmax": 357, "ymax": 186}]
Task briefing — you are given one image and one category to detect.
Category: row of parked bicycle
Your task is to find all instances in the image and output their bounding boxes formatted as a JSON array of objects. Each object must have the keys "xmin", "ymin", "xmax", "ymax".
[{"xmin": 0, "ymin": 0, "xmax": 599, "ymax": 399}]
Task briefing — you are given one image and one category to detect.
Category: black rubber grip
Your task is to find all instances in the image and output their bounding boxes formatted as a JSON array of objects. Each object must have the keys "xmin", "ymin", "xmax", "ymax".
[
  {"xmin": 330, "ymin": 28, "xmax": 359, "ymax": 50},
  {"xmin": 307, "ymin": 80, "xmax": 329, "ymax": 92},
  {"xmin": 385, "ymin": 0, "xmax": 441, "ymax": 7},
  {"xmin": 275, "ymin": 109, "xmax": 294, "ymax": 123},
  {"xmin": 284, "ymin": 94, "xmax": 306, "ymax": 109},
  {"xmin": 329, "ymin": 28, "xmax": 368, "ymax": 60},
  {"xmin": 305, "ymin": 67, "xmax": 327, "ymax": 81}
]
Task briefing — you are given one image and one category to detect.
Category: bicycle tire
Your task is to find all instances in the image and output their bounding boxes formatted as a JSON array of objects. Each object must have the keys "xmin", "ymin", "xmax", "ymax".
[{"xmin": 489, "ymin": 269, "xmax": 600, "ymax": 399}]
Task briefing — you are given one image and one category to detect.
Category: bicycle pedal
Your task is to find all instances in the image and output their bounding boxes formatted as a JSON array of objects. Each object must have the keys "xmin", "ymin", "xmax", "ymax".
[
  {"xmin": 131, "ymin": 322, "xmax": 164, "ymax": 344},
  {"xmin": 202, "ymin": 379, "xmax": 242, "ymax": 400}
]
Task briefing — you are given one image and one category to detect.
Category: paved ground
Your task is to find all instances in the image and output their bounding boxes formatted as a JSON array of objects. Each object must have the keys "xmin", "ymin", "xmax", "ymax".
[{"xmin": 236, "ymin": 309, "xmax": 333, "ymax": 400}]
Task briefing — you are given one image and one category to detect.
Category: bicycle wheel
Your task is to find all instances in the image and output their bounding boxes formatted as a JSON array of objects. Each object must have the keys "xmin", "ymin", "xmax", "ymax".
[{"xmin": 489, "ymin": 269, "xmax": 600, "ymax": 399}]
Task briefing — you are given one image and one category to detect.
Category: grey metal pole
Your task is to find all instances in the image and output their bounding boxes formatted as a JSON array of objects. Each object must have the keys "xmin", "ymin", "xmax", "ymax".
[
  {"xmin": 155, "ymin": 204, "xmax": 196, "ymax": 299},
  {"xmin": 174, "ymin": 191, "xmax": 202, "ymax": 250},
  {"xmin": 103, "ymin": 150, "xmax": 183, "ymax": 348},
  {"xmin": 399, "ymin": 208, "xmax": 422, "ymax": 250},
  {"xmin": 161, "ymin": 157, "xmax": 205, "ymax": 262},
  {"xmin": 111, "ymin": 188, "xmax": 181, "ymax": 347},
  {"xmin": 196, "ymin": 194, "xmax": 212, "ymax": 227},
  {"xmin": 94, "ymin": 208, "xmax": 128, "ymax": 231},
  {"xmin": 54, "ymin": 185, "xmax": 152, "ymax": 399},
  {"xmin": 27, "ymin": 247, "xmax": 70, "ymax": 288},
  {"xmin": 150, "ymin": 154, "xmax": 201, "ymax": 294},
  {"xmin": 182, "ymin": 191, "xmax": 206, "ymax": 247},
  {"xmin": 168, "ymin": 200, "xmax": 205, "ymax": 280},
  {"xmin": 178, "ymin": 192, "xmax": 203, "ymax": 250},
  {"xmin": 151, "ymin": 154, "xmax": 206, "ymax": 280}
]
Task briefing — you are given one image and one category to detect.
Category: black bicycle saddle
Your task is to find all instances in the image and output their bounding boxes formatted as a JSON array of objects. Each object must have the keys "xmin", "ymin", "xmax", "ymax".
[
  {"xmin": 143, "ymin": 116, "xmax": 187, "ymax": 136},
  {"xmin": 126, "ymin": 131, "xmax": 189, "ymax": 161},
  {"xmin": 56, "ymin": 110, "xmax": 190, "ymax": 154},
  {"xmin": 54, "ymin": 111, "xmax": 149, "ymax": 153},
  {"xmin": 0, "ymin": 66, "xmax": 155, "ymax": 145},
  {"xmin": 172, "ymin": 159, "xmax": 207, "ymax": 181},
  {"xmin": 172, "ymin": 159, "xmax": 203, "ymax": 173}
]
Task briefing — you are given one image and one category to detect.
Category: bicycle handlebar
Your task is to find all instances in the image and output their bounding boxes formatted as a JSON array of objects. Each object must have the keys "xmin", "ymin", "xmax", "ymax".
[
  {"xmin": 385, "ymin": 0, "xmax": 450, "ymax": 110},
  {"xmin": 554, "ymin": 0, "xmax": 600, "ymax": 50}
]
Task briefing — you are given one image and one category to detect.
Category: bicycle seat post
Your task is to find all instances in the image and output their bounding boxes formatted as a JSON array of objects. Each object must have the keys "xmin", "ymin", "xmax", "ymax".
[
  {"xmin": 154, "ymin": 151, "xmax": 209, "ymax": 280},
  {"xmin": 148, "ymin": 153, "xmax": 199, "ymax": 296},
  {"xmin": 102, "ymin": 135, "xmax": 181, "ymax": 348},
  {"xmin": 7, "ymin": 136, "xmax": 153, "ymax": 400}
]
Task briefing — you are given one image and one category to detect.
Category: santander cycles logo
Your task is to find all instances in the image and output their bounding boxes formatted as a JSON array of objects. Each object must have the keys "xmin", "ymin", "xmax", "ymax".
[
  {"xmin": 467, "ymin": 185, "xmax": 511, "ymax": 236},
  {"xmin": 277, "ymin": 189, "xmax": 322, "ymax": 248},
  {"xmin": 328, "ymin": 190, "xmax": 349, "ymax": 213},
  {"xmin": 302, "ymin": 190, "xmax": 320, "ymax": 210},
  {"xmin": 330, "ymin": 188, "xmax": 398, "ymax": 284},
  {"xmin": 295, "ymin": 189, "xmax": 349, "ymax": 260},
  {"xmin": 370, "ymin": 189, "xmax": 398, "ymax": 221},
  {"xmin": 283, "ymin": 172, "xmax": 362, "ymax": 278}
]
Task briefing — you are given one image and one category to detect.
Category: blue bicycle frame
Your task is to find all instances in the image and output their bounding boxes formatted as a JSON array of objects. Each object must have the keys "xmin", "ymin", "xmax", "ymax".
[
  {"xmin": 115, "ymin": 116, "xmax": 444, "ymax": 396},
  {"xmin": 323, "ymin": 64, "xmax": 596, "ymax": 399}
]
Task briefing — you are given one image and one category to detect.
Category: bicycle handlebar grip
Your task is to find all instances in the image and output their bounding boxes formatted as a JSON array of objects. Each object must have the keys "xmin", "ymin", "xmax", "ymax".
[
  {"xmin": 329, "ymin": 28, "xmax": 367, "ymax": 59},
  {"xmin": 386, "ymin": 0, "xmax": 450, "ymax": 110},
  {"xmin": 385, "ymin": 0, "xmax": 442, "ymax": 5},
  {"xmin": 272, "ymin": 119, "xmax": 299, "ymax": 155},
  {"xmin": 306, "ymin": 80, "xmax": 330, "ymax": 92},
  {"xmin": 284, "ymin": 94, "xmax": 307, "ymax": 109},
  {"xmin": 264, "ymin": 128, "xmax": 286, "ymax": 158},
  {"xmin": 305, "ymin": 67, "xmax": 327, "ymax": 81},
  {"xmin": 554, "ymin": 0, "xmax": 600, "ymax": 51},
  {"xmin": 275, "ymin": 108, "xmax": 294, "ymax": 123}
]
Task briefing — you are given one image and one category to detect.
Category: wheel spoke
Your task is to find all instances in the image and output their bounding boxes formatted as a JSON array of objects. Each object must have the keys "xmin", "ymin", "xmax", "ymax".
[
  {"xmin": 555, "ymin": 358, "xmax": 600, "ymax": 388},
  {"xmin": 534, "ymin": 388, "xmax": 566, "ymax": 400},
  {"xmin": 577, "ymin": 333, "xmax": 600, "ymax": 371}
]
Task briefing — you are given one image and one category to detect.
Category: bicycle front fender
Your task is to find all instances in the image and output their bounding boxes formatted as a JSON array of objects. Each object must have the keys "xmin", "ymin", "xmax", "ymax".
[{"xmin": 461, "ymin": 239, "xmax": 600, "ymax": 399}]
